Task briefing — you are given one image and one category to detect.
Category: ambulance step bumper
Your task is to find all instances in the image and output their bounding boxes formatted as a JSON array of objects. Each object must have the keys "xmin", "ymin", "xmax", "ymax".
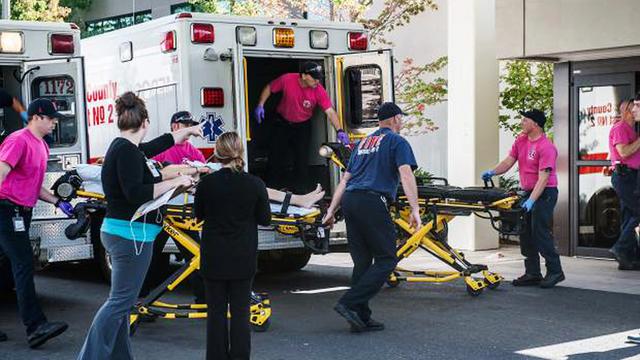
[{"xmin": 47, "ymin": 244, "xmax": 94, "ymax": 263}]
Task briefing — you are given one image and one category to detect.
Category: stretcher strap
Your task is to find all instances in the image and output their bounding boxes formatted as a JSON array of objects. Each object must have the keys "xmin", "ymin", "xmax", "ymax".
[{"xmin": 279, "ymin": 192, "xmax": 292, "ymax": 216}]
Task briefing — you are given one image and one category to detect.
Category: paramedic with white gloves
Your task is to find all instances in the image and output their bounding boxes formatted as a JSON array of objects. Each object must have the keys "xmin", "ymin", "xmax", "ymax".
[{"xmin": 254, "ymin": 61, "xmax": 348, "ymax": 192}]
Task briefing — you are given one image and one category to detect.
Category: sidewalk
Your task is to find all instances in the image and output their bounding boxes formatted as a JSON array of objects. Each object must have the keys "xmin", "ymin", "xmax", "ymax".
[{"xmin": 310, "ymin": 245, "xmax": 640, "ymax": 295}]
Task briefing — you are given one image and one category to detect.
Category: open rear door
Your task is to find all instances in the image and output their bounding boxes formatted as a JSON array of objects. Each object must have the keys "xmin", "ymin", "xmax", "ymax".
[
  {"xmin": 333, "ymin": 49, "xmax": 394, "ymax": 139},
  {"xmin": 232, "ymin": 43, "xmax": 249, "ymax": 166}
]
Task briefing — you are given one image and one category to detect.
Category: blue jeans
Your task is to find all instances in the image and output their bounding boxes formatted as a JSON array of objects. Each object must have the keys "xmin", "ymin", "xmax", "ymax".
[
  {"xmin": 520, "ymin": 188, "xmax": 563, "ymax": 276},
  {"xmin": 77, "ymin": 232, "xmax": 153, "ymax": 360},
  {"xmin": 611, "ymin": 171, "xmax": 640, "ymax": 260},
  {"xmin": 0, "ymin": 202, "xmax": 47, "ymax": 334}
]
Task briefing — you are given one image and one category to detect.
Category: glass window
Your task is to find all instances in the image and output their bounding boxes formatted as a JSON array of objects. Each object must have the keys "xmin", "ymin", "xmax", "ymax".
[
  {"xmin": 344, "ymin": 65, "xmax": 383, "ymax": 129},
  {"xmin": 577, "ymin": 84, "xmax": 630, "ymax": 161},
  {"xmin": 578, "ymin": 168, "xmax": 620, "ymax": 248},
  {"xmin": 84, "ymin": 11, "xmax": 152, "ymax": 38},
  {"xmin": 31, "ymin": 76, "xmax": 77, "ymax": 148}
]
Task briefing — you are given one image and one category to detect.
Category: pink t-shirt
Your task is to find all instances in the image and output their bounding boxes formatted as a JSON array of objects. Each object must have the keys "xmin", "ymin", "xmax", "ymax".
[
  {"xmin": 0, "ymin": 128, "xmax": 49, "ymax": 207},
  {"xmin": 153, "ymin": 141, "xmax": 206, "ymax": 165},
  {"xmin": 509, "ymin": 133, "xmax": 558, "ymax": 191},
  {"xmin": 608, "ymin": 120, "xmax": 640, "ymax": 169},
  {"xmin": 270, "ymin": 73, "xmax": 333, "ymax": 123}
]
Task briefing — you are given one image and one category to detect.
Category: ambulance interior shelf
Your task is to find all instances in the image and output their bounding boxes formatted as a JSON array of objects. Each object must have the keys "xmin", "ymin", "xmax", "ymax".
[{"xmin": 51, "ymin": 164, "xmax": 336, "ymax": 255}]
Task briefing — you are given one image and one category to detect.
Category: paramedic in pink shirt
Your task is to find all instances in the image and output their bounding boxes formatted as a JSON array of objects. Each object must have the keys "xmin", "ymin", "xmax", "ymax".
[
  {"xmin": 153, "ymin": 110, "xmax": 206, "ymax": 165},
  {"xmin": 0, "ymin": 98, "xmax": 73, "ymax": 348},
  {"xmin": 607, "ymin": 99, "xmax": 640, "ymax": 270},
  {"xmin": 253, "ymin": 62, "xmax": 347, "ymax": 192},
  {"xmin": 482, "ymin": 109, "xmax": 565, "ymax": 288}
]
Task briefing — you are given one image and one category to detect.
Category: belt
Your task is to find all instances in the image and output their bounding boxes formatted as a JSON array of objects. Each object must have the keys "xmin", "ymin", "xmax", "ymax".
[
  {"xmin": 614, "ymin": 164, "xmax": 638, "ymax": 174},
  {"xmin": 0, "ymin": 199, "xmax": 31, "ymax": 212},
  {"xmin": 348, "ymin": 189, "xmax": 391, "ymax": 202}
]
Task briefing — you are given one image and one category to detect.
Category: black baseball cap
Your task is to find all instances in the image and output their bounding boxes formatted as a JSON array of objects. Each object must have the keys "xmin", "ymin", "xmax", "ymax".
[
  {"xmin": 27, "ymin": 98, "xmax": 62, "ymax": 119},
  {"xmin": 170, "ymin": 111, "xmax": 198, "ymax": 125},
  {"xmin": 377, "ymin": 102, "xmax": 407, "ymax": 121},
  {"xmin": 301, "ymin": 61, "xmax": 323, "ymax": 80},
  {"xmin": 519, "ymin": 109, "xmax": 546, "ymax": 129}
]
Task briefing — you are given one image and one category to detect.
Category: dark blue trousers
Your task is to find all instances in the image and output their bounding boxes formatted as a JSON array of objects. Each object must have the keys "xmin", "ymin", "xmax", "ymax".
[
  {"xmin": 0, "ymin": 202, "xmax": 47, "ymax": 335},
  {"xmin": 520, "ymin": 188, "xmax": 563, "ymax": 276},
  {"xmin": 611, "ymin": 171, "xmax": 640, "ymax": 260},
  {"xmin": 339, "ymin": 191, "xmax": 398, "ymax": 321}
]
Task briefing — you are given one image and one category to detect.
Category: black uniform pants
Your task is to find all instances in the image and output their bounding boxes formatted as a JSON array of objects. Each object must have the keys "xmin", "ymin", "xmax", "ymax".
[
  {"xmin": 267, "ymin": 115, "xmax": 312, "ymax": 193},
  {"xmin": 205, "ymin": 278, "xmax": 252, "ymax": 360},
  {"xmin": 338, "ymin": 191, "xmax": 398, "ymax": 322},
  {"xmin": 611, "ymin": 170, "xmax": 640, "ymax": 261}
]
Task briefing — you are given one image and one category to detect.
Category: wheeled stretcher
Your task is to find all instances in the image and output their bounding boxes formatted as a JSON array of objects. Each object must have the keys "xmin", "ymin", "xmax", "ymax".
[
  {"xmin": 51, "ymin": 165, "xmax": 334, "ymax": 333},
  {"xmin": 320, "ymin": 143, "xmax": 525, "ymax": 296}
]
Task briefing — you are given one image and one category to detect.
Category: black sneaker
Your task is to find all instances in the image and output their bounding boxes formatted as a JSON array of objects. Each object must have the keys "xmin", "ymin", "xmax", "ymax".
[
  {"xmin": 610, "ymin": 249, "xmax": 638, "ymax": 270},
  {"xmin": 0, "ymin": 330, "xmax": 7, "ymax": 342},
  {"xmin": 628, "ymin": 334, "xmax": 640, "ymax": 344},
  {"xmin": 350, "ymin": 318, "xmax": 385, "ymax": 333},
  {"xmin": 540, "ymin": 272, "xmax": 565, "ymax": 288},
  {"xmin": 27, "ymin": 321, "xmax": 68, "ymax": 349},
  {"xmin": 334, "ymin": 303, "xmax": 365, "ymax": 331},
  {"xmin": 512, "ymin": 274, "xmax": 543, "ymax": 287}
]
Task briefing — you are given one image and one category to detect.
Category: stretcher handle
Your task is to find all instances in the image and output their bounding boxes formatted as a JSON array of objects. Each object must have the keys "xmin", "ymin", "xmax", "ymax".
[
  {"xmin": 427, "ymin": 177, "xmax": 449, "ymax": 186},
  {"xmin": 483, "ymin": 178, "xmax": 496, "ymax": 189}
]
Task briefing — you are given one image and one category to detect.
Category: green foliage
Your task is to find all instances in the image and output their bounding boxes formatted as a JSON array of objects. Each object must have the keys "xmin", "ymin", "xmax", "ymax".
[
  {"xmin": 413, "ymin": 167, "xmax": 434, "ymax": 185},
  {"xmin": 499, "ymin": 60, "xmax": 554, "ymax": 137},
  {"xmin": 498, "ymin": 174, "xmax": 520, "ymax": 191},
  {"xmin": 10, "ymin": 0, "xmax": 70, "ymax": 21}
]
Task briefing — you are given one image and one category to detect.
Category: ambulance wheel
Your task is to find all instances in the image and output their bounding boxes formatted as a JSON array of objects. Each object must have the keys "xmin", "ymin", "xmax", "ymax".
[
  {"xmin": 251, "ymin": 318, "xmax": 271, "ymax": 333},
  {"xmin": 466, "ymin": 284, "xmax": 483, "ymax": 297},
  {"xmin": 258, "ymin": 249, "xmax": 311, "ymax": 273},
  {"xmin": 485, "ymin": 280, "xmax": 501, "ymax": 290}
]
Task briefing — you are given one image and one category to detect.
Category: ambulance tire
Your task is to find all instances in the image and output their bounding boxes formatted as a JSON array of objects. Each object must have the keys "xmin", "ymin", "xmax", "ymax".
[
  {"xmin": 257, "ymin": 249, "xmax": 312, "ymax": 273},
  {"xmin": 90, "ymin": 215, "xmax": 112, "ymax": 283}
]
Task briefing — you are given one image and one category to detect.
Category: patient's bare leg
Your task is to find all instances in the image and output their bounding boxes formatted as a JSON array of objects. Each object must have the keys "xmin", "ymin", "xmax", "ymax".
[{"xmin": 267, "ymin": 184, "xmax": 325, "ymax": 208}]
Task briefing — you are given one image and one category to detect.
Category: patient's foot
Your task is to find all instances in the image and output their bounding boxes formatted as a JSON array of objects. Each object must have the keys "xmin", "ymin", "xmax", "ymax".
[{"xmin": 295, "ymin": 185, "xmax": 325, "ymax": 208}]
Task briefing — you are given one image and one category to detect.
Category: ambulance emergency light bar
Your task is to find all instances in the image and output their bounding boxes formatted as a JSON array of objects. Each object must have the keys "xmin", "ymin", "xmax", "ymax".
[
  {"xmin": 309, "ymin": 30, "xmax": 328, "ymax": 49},
  {"xmin": 0, "ymin": 31, "xmax": 23, "ymax": 53}
]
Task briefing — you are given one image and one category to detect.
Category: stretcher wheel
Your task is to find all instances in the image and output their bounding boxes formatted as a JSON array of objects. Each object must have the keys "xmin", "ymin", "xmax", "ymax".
[
  {"xmin": 485, "ymin": 280, "xmax": 500, "ymax": 290},
  {"xmin": 466, "ymin": 284, "xmax": 483, "ymax": 297},
  {"xmin": 386, "ymin": 278, "xmax": 400, "ymax": 288},
  {"xmin": 251, "ymin": 318, "xmax": 271, "ymax": 333}
]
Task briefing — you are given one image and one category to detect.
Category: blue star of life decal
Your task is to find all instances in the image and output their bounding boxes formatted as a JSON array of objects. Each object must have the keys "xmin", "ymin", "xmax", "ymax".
[{"xmin": 200, "ymin": 112, "xmax": 225, "ymax": 143}]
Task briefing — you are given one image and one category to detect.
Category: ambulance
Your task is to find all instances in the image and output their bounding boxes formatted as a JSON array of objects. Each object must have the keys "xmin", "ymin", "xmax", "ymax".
[
  {"xmin": 78, "ymin": 12, "xmax": 394, "ymax": 276},
  {"xmin": 0, "ymin": 20, "xmax": 86, "ymax": 285}
]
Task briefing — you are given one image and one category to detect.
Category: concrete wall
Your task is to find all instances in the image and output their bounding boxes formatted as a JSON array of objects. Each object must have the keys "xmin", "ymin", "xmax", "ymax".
[
  {"xmin": 497, "ymin": 0, "xmax": 640, "ymax": 60},
  {"xmin": 367, "ymin": 0, "xmax": 449, "ymax": 177}
]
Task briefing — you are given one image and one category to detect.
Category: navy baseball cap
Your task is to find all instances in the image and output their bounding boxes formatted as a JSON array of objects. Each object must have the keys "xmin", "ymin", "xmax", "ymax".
[
  {"xmin": 377, "ymin": 102, "xmax": 407, "ymax": 121},
  {"xmin": 27, "ymin": 98, "xmax": 62, "ymax": 119},
  {"xmin": 519, "ymin": 109, "xmax": 546, "ymax": 129},
  {"xmin": 170, "ymin": 111, "xmax": 198, "ymax": 125},
  {"xmin": 301, "ymin": 61, "xmax": 323, "ymax": 80}
]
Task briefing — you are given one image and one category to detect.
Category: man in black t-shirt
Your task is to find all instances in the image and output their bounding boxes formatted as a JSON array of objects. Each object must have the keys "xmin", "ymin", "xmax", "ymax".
[{"xmin": 0, "ymin": 89, "xmax": 28, "ymax": 139}]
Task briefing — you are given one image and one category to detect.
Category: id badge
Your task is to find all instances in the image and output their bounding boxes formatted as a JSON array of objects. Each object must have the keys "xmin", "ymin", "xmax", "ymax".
[
  {"xmin": 146, "ymin": 160, "xmax": 161, "ymax": 178},
  {"xmin": 12, "ymin": 215, "xmax": 25, "ymax": 232}
]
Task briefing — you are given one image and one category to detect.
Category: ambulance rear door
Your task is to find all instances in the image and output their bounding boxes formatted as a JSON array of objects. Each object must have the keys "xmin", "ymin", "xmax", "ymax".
[
  {"xmin": 231, "ymin": 43, "xmax": 249, "ymax": 164},
  {"xmin": 22, "ymin": 57, "xmax": 87, "ymax": 171},
  {"xmin": 333, "ymin": 49, "xmax": 394, "ymax": 139}
]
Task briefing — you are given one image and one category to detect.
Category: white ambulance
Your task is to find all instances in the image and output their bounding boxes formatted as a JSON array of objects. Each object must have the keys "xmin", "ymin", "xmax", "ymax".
[
  {"xmin": 0, "ymin": 20, "xmax": 87, "ymax": 281},
  {"xmin": 78, "ymin": 12, "xmax": 394, "ymax": 275}
]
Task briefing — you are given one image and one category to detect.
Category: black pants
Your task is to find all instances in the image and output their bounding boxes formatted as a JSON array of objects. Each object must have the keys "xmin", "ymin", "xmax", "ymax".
[
  {"xmin": 520, "ymin": 188, "xmax": 563, "ymax": 276},
  {"xmin": 612, "ymin": 170, "xmax": 640, "ymax": 260},
  {"xmin": 339, "ymin": 191, "xmax": 398, "ymax": 322},
  {"xmin": 205, "ymin": 278, "xmax": 252, "ymax": 360},
  {"xmin": 267, "ymin": 116, "xmax": 312, "ymax": 193},
  {"xmin": 0, "ymin": 202, "xmax": 47, "ymax": 335},
  {"xmin": 140, "ymin": 231, "xmax": 205, "ymax": 302}
]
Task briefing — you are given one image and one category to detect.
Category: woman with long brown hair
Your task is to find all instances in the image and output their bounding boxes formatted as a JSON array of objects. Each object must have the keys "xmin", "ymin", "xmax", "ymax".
[{"xmin": 194, "ymin": 131, "xmax": 270, "ymax": 360}]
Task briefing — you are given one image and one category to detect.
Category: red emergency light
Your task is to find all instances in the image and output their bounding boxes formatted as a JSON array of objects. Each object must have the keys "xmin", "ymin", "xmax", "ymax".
[
  {"xmin": 201, "ymin": 88, "xmax": 224, "ymax": 107},
  {"xmin": 192, "ymin": 23, "xmax": 214, "ymax": 43},
  {"xmin": 49, "ymin": 33, "xmax": 74, "ymax": 54},
  {"xmin": 348, "ymin": 32, "xmax": 368, "ymax": 51},
  {"xmin": 161, "ymin": 31, "xmax": 176, "ymax": 52},
  {"xmin": 176, "ymin": 12, "xmax": 193, "ymax": 19}
]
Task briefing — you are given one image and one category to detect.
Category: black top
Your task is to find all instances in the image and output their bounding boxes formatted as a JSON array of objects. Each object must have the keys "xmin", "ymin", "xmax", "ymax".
[
  {"xmin": 101, "ymin": 133, "xmax": 174, "ymax": 223},
  {"xmin": 0, "ymin": 89, "xmax": 13, "ymax": 108},
  {"xmin": 194, "ymin": 168, "xmax": 271, "ymax": 280}
]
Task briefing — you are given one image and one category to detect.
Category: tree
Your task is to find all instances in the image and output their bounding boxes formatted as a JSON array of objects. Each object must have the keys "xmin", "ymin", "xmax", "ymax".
[
  {"xmin": 10, "ymin": 0, "xmax": 70, "ymax": 21},
  {"xmin": 499, "ymin": 60, "xmax": 554, "ymax": 137}
]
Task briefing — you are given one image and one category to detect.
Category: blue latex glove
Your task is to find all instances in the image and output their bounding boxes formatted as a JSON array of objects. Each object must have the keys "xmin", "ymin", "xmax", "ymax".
[
  {"xmin": 481, "ymin": 169, "xmax": 496, "ymax": 181},
  {"xmin": 522, "ymin": 198, "xmax": 535, "ymax": 212},
  {"xmin": 337, "ymin": 130, "xmax": 349, "ymax": 145},
  {"xmin": 56, "ymin": 200, "xmax": 74, "ymax": 217},
  {"xmin": 20, "ymin": 111, "xmax": 28, "ymax": 123},
  {"xmin": 254, "ymin": 105, "xmax": 265, "ymax": 124}
]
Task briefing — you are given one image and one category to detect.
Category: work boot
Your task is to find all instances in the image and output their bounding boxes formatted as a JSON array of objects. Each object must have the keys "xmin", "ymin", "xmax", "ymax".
[
  {"xmin": 350, "ymin": 318, "xmax": 385, "ymax": 333},
  {"xmin": 610, "ymin": 248, "xmax": 638, "ymax": 270},
  {"xmin": 540, "ymin": 272, "xmax": 565, "ymax": 288},
  {"xmin": 334, "ymin": 303, "xmax": 365, "ymax": 331},
  {"xmin": 512, "ymin": 274, "xmax": 542, "ymax": 287},
  {"xmin": 0, "ymin": 330, "xmax": 7, "ymax": 342},
  {"xmin": 27, "ymin": 321, "xmax": 68, "ymax": 349},
  {"xmin": 628, "ymin": 334, "xmax": 640, "ymax": 344}
]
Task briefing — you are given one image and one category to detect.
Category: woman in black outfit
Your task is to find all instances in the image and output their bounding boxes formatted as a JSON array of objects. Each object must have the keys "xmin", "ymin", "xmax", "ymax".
[{"xmin": 195, "ymin": 131, "xmax": 271, "ymax": 360}]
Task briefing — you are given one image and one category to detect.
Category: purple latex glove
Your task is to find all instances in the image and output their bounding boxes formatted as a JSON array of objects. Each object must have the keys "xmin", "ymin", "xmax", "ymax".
[
  {"xmin": 56, "ymin": 200, "xmax": 74, "ymax": 217},
  {"xmin": 337, "ymin": 130, "xmax": 350, "ymax": 145},
  {"xmin": 254, "ymin": 105, "xmax": 265, "ymax": 124}
]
